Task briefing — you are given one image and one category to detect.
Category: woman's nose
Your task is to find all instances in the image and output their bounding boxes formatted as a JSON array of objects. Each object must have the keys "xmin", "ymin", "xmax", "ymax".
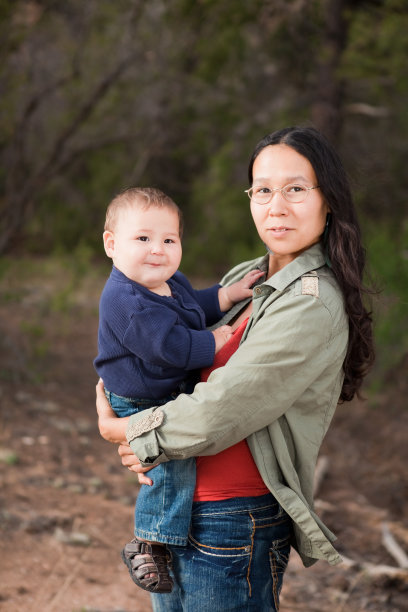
[{"xmin": 267, "ymin": 192, "xmax": 288, "ymax": 216}]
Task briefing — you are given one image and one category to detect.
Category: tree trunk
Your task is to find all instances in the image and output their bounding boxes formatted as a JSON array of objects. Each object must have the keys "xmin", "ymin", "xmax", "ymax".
[{"xmin": 311, "ymin": 0, "xmax": 350, "ymax": 144}]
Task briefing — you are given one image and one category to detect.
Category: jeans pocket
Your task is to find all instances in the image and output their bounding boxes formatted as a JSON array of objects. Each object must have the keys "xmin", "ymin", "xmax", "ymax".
[
  {"xmin": 187, "ymin": 530, "xmax": 252, "ymax": 603},
  {"xmin": 188, "ymin": 532, "xmax": 251, "ymax": 558},
  {"xmin": 269, "ymin": 535, "xmax": 291, "ymax": 609},
  {"xmin": 189, "ymin": 510, "xmax": 252, "ymax": 560}
]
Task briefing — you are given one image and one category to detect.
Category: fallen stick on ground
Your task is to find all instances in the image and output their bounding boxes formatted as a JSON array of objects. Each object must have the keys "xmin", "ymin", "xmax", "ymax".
[
  {"xmin": 381, "ymin": 521, "xmax": 408, "ymax": 569},
  {"xmin": 341, "ymin": 553, "xmax": 408, "ymax": 579}
]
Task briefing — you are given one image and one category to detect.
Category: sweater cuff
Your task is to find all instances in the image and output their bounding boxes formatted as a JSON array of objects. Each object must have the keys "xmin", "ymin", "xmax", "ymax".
[{"xmin": 187, "ymin": 329, "xmax": 215, "ymax": 369}]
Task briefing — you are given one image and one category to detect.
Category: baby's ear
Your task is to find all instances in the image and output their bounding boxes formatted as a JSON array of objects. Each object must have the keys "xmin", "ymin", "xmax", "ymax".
[{"xmin": 103, "ymin": 230, "xmax": 115, "ymax": 258}]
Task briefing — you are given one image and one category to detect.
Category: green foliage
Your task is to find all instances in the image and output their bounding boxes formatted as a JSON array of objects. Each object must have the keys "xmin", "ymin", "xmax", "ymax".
[
  {"xmin": 0, "ymin": 449, "xmax": 19, "ymax": 465},
  {"xmin": 0, "ymin": 0, "xmax": 407, "ymax": 390},
  {"xmin": 337, "ymin": 1, "xmax": 408, "ymax": 231},
  {"xmin": 25, "ymin": 147, "xmax": 128, "ymax": 255},
  {"xmin": 365, "ymin": 220, "xmax": 408, "ymax": 376},
  {"xmin": 343, "ymin": 0, "xmax": 408, "ymax": 94},
  {"xmin": 20, "ymin": 320, "xmax": 49, "ymax": 357},
  {"xmin": 170, "ymin": 0, "xmax": 263, "ymax": 83},
  {"xmin": 1, "ymin": 0, "xmax": 407, "ymax": 260},
  {"xmin": 182, "ymin": 143, "xmax": 264, "ymax": 277},
  {"xmin": 0, "ymin": 256, "xmax": 11, "ymax": 281},
  {"xmin": 0, "ymin": 250, "xmax": 106, "ymax": 383}
]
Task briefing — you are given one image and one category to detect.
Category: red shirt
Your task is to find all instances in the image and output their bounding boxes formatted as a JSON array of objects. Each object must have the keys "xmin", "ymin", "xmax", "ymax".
[{"xmin": 194, "ymin": 318, "xmax": 270, "ymax": 501}]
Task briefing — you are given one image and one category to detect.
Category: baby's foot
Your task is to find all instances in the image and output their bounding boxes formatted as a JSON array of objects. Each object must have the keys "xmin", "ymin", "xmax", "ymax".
[{"xmin": 121, "ymin": 538, "xmax": 173, "ymax": 593}]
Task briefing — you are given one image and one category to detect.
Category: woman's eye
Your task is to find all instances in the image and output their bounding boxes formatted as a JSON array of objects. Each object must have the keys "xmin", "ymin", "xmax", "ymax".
[
  {"xmin": 287, "ymin": 184, "xmax": 306, "ymax": 193},
  {"xmin": 256, "ymin": 187, "xmax": 271, "ymax": 194}
]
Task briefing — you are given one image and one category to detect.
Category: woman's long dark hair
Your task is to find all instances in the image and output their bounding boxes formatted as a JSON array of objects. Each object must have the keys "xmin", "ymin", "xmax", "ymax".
[{"xmin": 248, "ymin": 126, "xmax": 374, "ymax": 402}]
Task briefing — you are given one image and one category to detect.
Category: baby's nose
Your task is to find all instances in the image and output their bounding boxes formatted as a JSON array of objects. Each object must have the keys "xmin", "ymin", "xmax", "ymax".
[{"xmin": 150, "ymin": 243, "xmax": 163, "ymax": 254}]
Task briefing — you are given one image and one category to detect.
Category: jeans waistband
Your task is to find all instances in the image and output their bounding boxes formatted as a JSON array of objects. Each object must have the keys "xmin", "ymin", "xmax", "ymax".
[{"xmin": 192, "ymin": 493, "xmax": 279, "ymax": 516}]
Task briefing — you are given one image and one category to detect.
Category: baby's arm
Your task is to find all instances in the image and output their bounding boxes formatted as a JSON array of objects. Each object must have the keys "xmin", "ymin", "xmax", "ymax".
[{"xmin": 218, "ymin": 269, "xmax": 265, "ymax": 312}]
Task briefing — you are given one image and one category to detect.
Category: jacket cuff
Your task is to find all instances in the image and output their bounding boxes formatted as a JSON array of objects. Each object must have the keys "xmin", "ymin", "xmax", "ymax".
[
  {"xmin": 126, "ymin": 409, "xmax": 164, "ymax": 443},
  {"xmin": 126, "ymin": 409, "xmax": 169, "ymax": 467}
]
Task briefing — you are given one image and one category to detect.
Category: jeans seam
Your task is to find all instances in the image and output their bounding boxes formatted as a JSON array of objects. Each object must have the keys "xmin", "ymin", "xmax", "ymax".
[
  {"xmin": 188, "ymin": 534, "xmax": 248, "ymax": 552},
  {"xmin": 133, "ymin": 527, "xmax": 187, "ymax": 546},
  {"xmin": 155, "ymin": 463, "xmax": 167, "ymax": 532},
  {"xmin": 247, "ymin": 512, "xmax": 256, "ymax": 598},
  {"xmin": 269, "ymin": 538, "xmax": 290, "ymax": 610},
  {"xmin": 269, "ymin": 548, "xmax": 279, "ymax": 610},
  {"xmin": 193, "ymin": 503, "xmax": 278, "ymax": 518},
  {"xmin": 254, "ymin": 517, "xmax": 290, "ymax": 529},
  {"xmin": 188, "ymin": 539, "xmax": 249, "ymax": 558}
]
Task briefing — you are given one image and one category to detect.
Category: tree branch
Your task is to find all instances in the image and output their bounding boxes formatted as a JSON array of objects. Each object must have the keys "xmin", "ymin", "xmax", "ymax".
[
  {"xmin": 38, "ymin": 54, "xmax": 137, "ymax": 182},
  {"xmin": 0, "ymin": 54, "xmax": 137, "ymax": 254},
  {"xmin": 345, "ymin": 103, "xmax": 390, "ymax": 118}
]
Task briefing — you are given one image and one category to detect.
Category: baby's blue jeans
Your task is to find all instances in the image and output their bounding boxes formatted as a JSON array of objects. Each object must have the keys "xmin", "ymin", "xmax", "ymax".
[{"xmin": 105, "ymin": 387, "xmax": 196, "ymax": 546}]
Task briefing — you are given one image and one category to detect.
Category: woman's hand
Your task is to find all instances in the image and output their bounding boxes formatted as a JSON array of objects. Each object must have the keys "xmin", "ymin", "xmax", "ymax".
[
  {"xmin": 96, "ymin": 379, "xmax": 128, "ymax": 444},
  {"xmin": 96, "ymin": 380, "xmax": 156, "ymax": 485},
  {"xmin": 118, "ymin": 443, "xmax": 155, "ymax": 486}
]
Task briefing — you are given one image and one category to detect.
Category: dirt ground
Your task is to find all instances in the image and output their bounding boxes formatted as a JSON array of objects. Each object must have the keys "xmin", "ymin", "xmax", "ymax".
[{"xmin": 0, "ymin": 266, "xmax": 407, "ymax": 612}]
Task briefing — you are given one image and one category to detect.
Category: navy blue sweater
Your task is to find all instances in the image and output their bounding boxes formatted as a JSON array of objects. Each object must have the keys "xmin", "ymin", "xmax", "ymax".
[{"xmin": 94, "ymin": 266, "xmax": 223, "ymax": 398}]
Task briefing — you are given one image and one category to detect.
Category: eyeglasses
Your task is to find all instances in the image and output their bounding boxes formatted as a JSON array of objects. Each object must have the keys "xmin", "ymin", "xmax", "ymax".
[{"xmin": 245, "ymin": 184, "xmax": 320, "ymax": 205}]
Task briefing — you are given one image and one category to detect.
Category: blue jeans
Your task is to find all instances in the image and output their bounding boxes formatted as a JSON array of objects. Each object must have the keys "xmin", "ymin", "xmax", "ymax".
[
  {"xmin": 105, "ymin": 388, "xmax": 196, "ymax": 546},
  {"xmin": 151, "ymin": 493, "xmax": 292, "ymax": 611}
]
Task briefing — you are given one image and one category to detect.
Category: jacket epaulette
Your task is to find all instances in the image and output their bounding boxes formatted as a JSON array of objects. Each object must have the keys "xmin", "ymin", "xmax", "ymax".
[{"xmin": 301, "ymin": 271, "xmax": 319, "ymax": 297}]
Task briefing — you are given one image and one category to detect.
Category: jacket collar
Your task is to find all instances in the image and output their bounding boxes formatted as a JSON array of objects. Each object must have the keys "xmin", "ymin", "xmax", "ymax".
[{"xmin": 260, "ymin": 243, "xmax": 326, "ymax": 292}]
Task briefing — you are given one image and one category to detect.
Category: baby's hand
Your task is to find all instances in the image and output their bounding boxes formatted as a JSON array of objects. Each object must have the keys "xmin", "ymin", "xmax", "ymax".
[
  {"xmin": 212, "ymin": 325, "xmax": 233, "ymax": 353},
  {"xmin": 218, "ymin": 269, "xmax": 265, "ymax": 311}
]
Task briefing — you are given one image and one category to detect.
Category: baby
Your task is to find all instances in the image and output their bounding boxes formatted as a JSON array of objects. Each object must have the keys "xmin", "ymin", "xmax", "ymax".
[{"xmin": 94, "ymin": 187, "xmax": 263, "ymax": 593}]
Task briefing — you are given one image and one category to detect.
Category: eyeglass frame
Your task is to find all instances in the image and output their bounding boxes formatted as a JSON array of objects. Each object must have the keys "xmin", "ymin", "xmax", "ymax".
[{"xmin": 244, "ymin": 184, "xmax": 320, "ymax": 204}]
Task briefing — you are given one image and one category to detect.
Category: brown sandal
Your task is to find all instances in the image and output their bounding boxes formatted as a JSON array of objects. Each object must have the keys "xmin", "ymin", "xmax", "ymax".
[{"xmin": 121, "ymin": 539, "xmax": 173, "ymax": 593}]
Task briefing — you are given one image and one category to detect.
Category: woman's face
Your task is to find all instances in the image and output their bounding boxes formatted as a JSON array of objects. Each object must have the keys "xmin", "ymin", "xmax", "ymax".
[{"xmin": 250, "ymin": 144, "xmax": 329, "ymax": 272}]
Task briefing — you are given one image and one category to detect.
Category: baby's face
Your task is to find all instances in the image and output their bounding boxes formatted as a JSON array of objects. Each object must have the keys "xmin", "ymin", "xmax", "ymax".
[{"xmin": 105, "ymin": 205, "xmax": 182, "ymax": 293}]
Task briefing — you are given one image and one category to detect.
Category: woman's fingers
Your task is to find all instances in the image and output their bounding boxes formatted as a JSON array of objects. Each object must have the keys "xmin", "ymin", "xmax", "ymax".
[
  {"xmin": 117, "ymin": 444, "xmax": 152, "ymax": 470},
  {"xmin": 118, "ymin": 444, "xmax": 154, "ymax": 485},
  {"xmin": 137, "ymin": 472, "xmax": 153, "ymax": 486}
]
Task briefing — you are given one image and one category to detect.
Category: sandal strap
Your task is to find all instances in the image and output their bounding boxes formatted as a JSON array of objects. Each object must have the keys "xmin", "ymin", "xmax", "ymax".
[{"xmin": 122, "ymin": 539, "xmax": 173, "ymax": 593}]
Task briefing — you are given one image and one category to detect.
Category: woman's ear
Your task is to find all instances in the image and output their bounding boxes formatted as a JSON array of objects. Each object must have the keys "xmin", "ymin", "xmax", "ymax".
[{"xmin": 103, "ymin": 230, "xmax": 115, "ymax": 258}]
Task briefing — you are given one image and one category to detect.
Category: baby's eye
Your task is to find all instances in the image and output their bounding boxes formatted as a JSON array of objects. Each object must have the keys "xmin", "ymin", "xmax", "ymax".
[
  {"xmin": 164, "ymin": 238, "xmax": 176, "ymax": 244},
  {"xmin": 136, "ymin": 236, "xmax": 149, "ymax": 242}
]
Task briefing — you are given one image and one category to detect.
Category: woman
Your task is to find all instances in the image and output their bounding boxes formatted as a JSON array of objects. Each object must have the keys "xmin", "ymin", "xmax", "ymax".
[{"xmin": 96, "ymin": 126, "xmax": 374, "ymax": 611}]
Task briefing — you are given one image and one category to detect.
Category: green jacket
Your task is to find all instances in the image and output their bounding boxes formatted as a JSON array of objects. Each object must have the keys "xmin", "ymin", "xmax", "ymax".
[{"xmin": 126, "ymin": 243, "xmax": 348, "ymax": 567}]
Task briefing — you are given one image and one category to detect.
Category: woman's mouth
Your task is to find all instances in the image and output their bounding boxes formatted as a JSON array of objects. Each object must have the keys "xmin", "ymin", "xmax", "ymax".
[{"xmin": 269, "ymin": 227, "xmax": 292, "ymax": 234}]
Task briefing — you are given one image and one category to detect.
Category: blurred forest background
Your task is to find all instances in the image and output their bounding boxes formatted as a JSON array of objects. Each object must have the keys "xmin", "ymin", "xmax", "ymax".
[
  {"xmin": 0, "ymin": 0, "xmax": 407, "ymax": 383},
  {"xmin": 1, "ymin": 2, "xmax": 408, "ymax": 610}
]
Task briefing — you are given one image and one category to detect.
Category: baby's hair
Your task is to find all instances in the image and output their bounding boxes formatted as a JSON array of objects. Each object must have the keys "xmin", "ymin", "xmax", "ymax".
[{"xmin": 105, "ymin": 187, "xmax": 183, "ymax": 237}]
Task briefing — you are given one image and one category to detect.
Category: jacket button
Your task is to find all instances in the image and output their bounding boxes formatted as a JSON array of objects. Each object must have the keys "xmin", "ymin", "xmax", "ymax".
[{"xmin": 254, "ymin": 287, "xmax": 262, "ymax": 296}]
